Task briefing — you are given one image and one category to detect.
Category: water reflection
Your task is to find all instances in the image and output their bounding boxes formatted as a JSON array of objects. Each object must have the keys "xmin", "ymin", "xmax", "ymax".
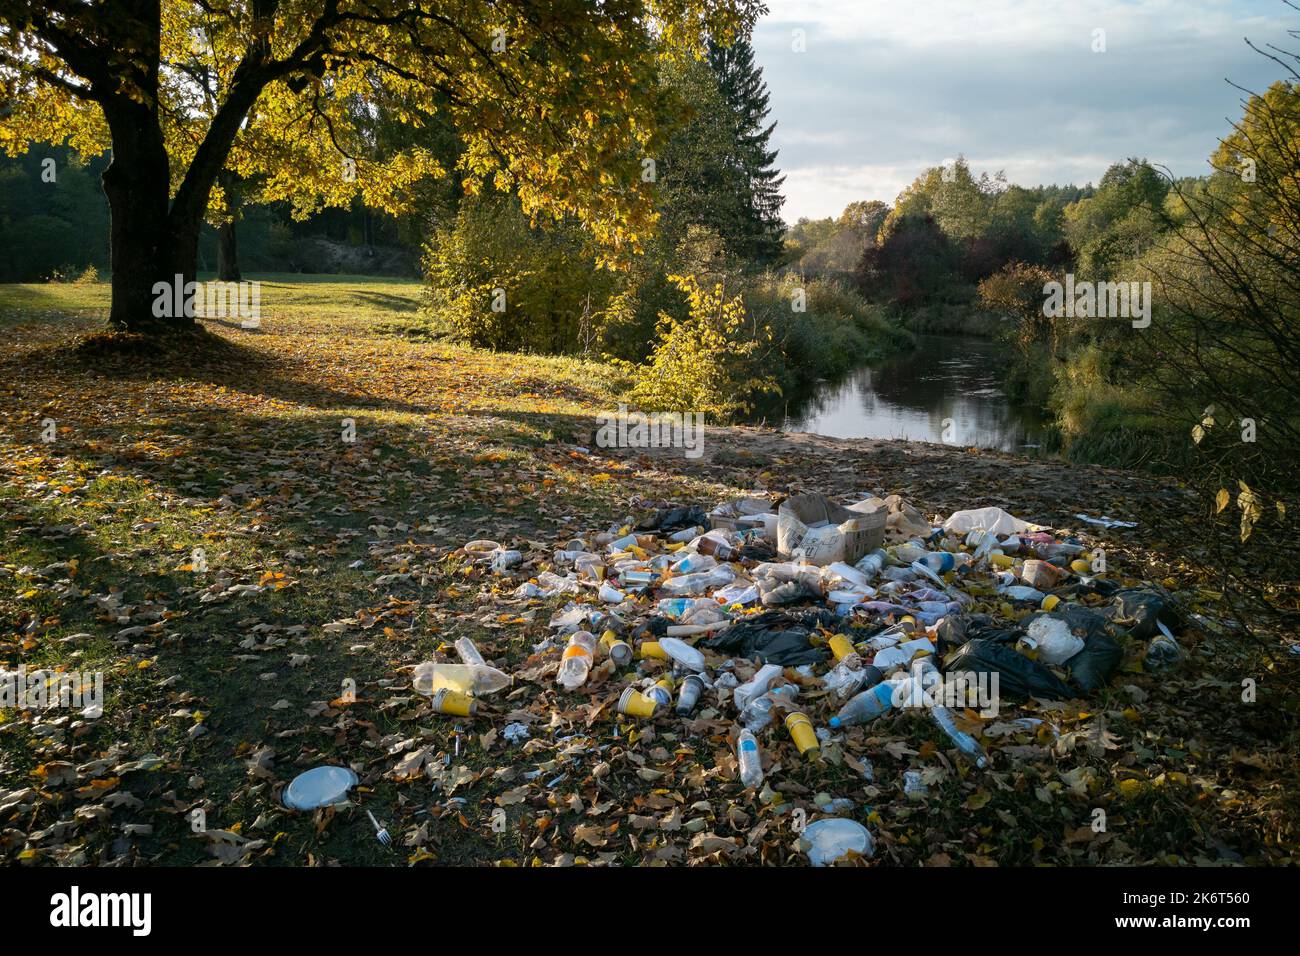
[{"xmin": 772, "ymin": 335, "xmax": 1047, "ymax": 453}]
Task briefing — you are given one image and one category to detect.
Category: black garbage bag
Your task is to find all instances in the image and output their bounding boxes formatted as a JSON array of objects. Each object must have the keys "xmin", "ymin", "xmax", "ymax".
[
  {"xmin": 636, "ymin": 505, "xmax": 709, "ymax": 534},
  {"xmin": 630, "ymin": 617, "xmax": 672, "ymax": 640},
  {"xmin": 963, "ymin": 619, "xmax": 1024, "ymax": 646},
  {"xmin": 1023, "ymin": 604, "xmax": 1124, "ymax": 695},
  {"xmin": 932, "ymin": 614, "xmax": 971, "ymax": 655},
  {"xmin": 944, "ymin": 638, "xmax": 1075, "ymax": 701},
  {"xmin": 737, "ymin": 538, "xmax": 778, "ymax": 563},
  {"xmin": 1064, "ymin": 630, "xmax": 1124, "ymax": 695},
  {"xmin": 1104, "ymin": 588, "xmax": 1184, "ymax": 641},
  {"xmin": 703, "ymin": 609, "xmax": 834, "ymax": 667}
]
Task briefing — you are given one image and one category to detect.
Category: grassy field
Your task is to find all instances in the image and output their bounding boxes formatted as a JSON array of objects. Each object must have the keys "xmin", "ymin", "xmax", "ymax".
[{"xmin": 1, "ymin": 277, "xmax": 1296, "ymax": 867}]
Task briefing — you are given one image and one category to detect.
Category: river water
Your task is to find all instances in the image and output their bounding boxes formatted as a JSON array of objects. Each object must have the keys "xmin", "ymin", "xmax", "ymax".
[{"xmin": 765, "ymin": 335, "xmax": 1049, "ymax": 453}]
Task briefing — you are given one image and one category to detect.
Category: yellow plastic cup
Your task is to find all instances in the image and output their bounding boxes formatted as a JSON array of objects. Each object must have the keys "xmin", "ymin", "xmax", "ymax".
[
  {"xmin": 640, "ymin": 641, "xmax": 669, "ymax": 660},
  {"xmin": 1041, "ymin": 594, "xmax": 1061, "ymax": 612},
  {"xmin": 1070, "ymin": 559, "xmax": 1091, "ymax": 574},
  {"xmin": 617, "ymin": 686, "xmax": 657, "ymax": 719},
  {"xmin": 430, "ymin": 688, "xmax": 477, "ymax": 717},
  {"xmin": 828, "ymin": 634, "xmax": 856, "ymax": 662},
  {"xmin": 785, "ymin": 711, "xmax": 820, "ymax": 758}
]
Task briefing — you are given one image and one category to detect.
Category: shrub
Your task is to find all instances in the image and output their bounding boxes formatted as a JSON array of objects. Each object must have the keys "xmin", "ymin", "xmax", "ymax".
[
  {"xmin": 422, "ymin": 196, "xmax": 616, "ymax": 353},
  {"xmin": 622, "ymin": 274, "xmax": 778, "ymax": 420}
]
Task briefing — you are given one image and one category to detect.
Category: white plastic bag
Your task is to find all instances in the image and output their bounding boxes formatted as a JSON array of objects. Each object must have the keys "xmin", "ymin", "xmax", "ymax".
[
  {"xmin": 942, "ymin": 507, "xmax": 1036, "ymax": 538},
  {"xmin": 1023, "ymin": 615, "xmax": 1084, "ymax": 665}
]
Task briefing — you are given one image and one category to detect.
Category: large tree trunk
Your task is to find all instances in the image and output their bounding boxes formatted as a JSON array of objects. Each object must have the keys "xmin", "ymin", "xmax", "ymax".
[{"xmin": 102, "ymin": 103, "xmax": 191, "ymax": 333}]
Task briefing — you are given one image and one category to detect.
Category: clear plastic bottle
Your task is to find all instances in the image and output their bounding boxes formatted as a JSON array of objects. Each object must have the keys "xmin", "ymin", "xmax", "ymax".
[
  {"xmin": 736, "ymin": 728, "xmax": 764, "ymax": 789},
  {"xmin": 828, "ymin": 680, "xmax": 897, "ymax": 729},
  {"xmin": 556, "ymin": 631, "xmax": 598, "ymax": 690},
  {"xmin": 853, "ymin": 548, "xmax": 889, "ymax": 579},
  {"xmin": 930, "ymin": 705, "xmax": 989, "ymax": 768},
  {"xmin": 740, "ymin": 684, "xmax": 798, "ymax": 732},
  {"xmin": 413, "ymin": 662, "xmax": 511, "ymax": 697},
  {"xmin": 660, "ymin": 565, "xmax": 735, "ymax": 596},
  {"xmin": 824, "ymin": 661, "xmax": 884, "ymax": 700},
  {"xmin": 455, "ymin": 637, "xmax": 486, "ymax": 668}
]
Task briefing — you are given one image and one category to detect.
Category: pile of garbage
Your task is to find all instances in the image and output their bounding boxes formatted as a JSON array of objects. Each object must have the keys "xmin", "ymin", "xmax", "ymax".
[{"xmin": 413, "ymin": 491, "xmax": 1185, "ymax": 865}]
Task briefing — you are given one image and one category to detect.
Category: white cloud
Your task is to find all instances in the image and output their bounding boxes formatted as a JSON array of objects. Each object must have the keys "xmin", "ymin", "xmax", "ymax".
[{"xmin": 753, "ymin": 0, "xmax": 1295, "ymax": 221}]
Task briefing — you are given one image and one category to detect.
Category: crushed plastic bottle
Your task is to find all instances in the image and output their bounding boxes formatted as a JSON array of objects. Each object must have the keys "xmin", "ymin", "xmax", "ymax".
[
  {"xmin": 853, "ymin": 548, "xmax": 889, "ymax": 579},
  {"xmin": 556, "ymin": 631, "xmax": 598, "ymax": 690},
  {"xmin": 670, "ymin": 551, "xmax": 717, "ymax": 574},
  {"xmin": 903, "ymin": 770, "xmax": 929, "ymax": 798},
  {"xmin": 824, "ymin": 661, "xmax": 884, "ymax": 700},
  {"xmin": 490, "ymin": 548, "xmax": 523, "ymax": 573},
  {"xmin": 740, "ymin": 684, "xmax": 798, "ymax": 732}
]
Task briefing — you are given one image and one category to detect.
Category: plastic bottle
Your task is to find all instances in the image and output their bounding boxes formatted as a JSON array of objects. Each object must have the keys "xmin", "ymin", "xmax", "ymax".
[
  {"xmin": 740, "ymin": 684, "xmax": 798, "ymax": 732},
  {"xmin": 853, "ymin": 548, "xmax": 889, "ymax": 579},
  {"xmin": 455, "ymin": 637, "xmax": 486, "ymax": 668},
  {"xmin": 828, "ymin": 680, "xmax": 897, "ymax": 728},
  {"xmin": 655, "ymin": 597, "xmax": 714, "ymax": 620},
  {"xmin": 660, "ymin": 565, "xmax": 735, "ymax": 596},
  {"xmin": 413, "ymin": 661, "xmax": 511, "ymax": 697},
  {"xmin": 930, "ymin": 705, "xmax": 989, "ymax": 768},
  {"xmin": 695, "ymin": 536, "xmax": 739, "ymax": 562},
  {"xmin": 824, "ymin": 661, "xmax": 883, "ymax": 699},
  {"xmin": 1034, "ymin": 540, "xmax": 1086, "ymax": 561},
  {"xmin": 671, "ymin": 551, "xmax": 717, "ymax": 574},
  {"xmin": 556, "ymin": 631, "xmax": 598, "ymax": 690},
  {"xmin": 735, "ymin": 729, "xmax": 764, "ymax": 789},
  {"xmin": 917, "ymin": 551, "xmax": 962, "ymax": 574}
]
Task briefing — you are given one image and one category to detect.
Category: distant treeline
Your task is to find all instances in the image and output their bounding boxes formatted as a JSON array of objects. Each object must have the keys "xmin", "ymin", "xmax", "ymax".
[{"xmin": 0, "ymin": 145, "xmax": 419, "ymax": 282}]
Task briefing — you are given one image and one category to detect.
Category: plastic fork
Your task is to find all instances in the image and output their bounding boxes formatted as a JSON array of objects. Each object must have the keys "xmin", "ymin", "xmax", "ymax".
[{"xmin": 365, "ymin": 809, "xmax": 391, "ymax": 848}]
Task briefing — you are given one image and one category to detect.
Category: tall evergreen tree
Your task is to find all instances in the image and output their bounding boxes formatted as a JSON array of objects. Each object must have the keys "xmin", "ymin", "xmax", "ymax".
[{"xmin": 706, "ymin": 37, "xmax": 786, "ymax": 265}]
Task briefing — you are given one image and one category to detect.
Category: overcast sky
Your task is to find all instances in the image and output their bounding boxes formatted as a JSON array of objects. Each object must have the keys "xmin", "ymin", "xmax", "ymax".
[{"xmin": 751, "ymin": 0, "xmax": 1296, "ymax": 223}]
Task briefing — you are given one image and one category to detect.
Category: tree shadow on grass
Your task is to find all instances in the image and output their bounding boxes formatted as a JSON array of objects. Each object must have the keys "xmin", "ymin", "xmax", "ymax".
[{"xmin": 6, "ymin": 325, "xmax": 436, "ymax": 416}]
